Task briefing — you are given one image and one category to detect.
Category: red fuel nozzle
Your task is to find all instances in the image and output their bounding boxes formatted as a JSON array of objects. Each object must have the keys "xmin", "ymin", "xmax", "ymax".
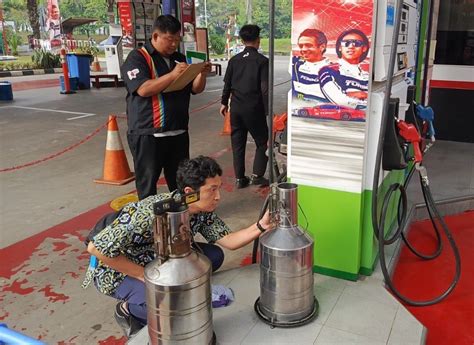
[{"xmin": 397, "ymin": 120, "xmax": 423, "ymax": 163}]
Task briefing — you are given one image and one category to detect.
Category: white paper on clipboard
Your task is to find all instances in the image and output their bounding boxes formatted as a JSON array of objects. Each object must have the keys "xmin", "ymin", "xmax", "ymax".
[{"xmin": 163, "ymin": 62, "xmax": 205, "ymax": 93}]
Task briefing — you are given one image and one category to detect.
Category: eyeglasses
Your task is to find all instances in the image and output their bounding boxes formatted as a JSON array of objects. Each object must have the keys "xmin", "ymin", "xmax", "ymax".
[{"xmin": 341, "ymin": 39, "xmax": 365, "ymax": 47}]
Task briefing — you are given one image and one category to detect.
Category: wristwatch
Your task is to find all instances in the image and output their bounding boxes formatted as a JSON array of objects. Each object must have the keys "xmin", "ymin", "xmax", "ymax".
[{"xmin": 257, "ymin": 221, "xmax": 266, "ymax": 233}]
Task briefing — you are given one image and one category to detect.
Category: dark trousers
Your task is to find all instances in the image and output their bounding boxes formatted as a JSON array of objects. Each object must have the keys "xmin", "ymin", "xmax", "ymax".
[
  {"xmin": 127, "ymin": 132, "xmax": 189, "ymax": 200},
  {"xmin": 112, "ymin": 242, "xmax": 224, "ymax": 324},
  {"xmin": 230, "ymin": 111, "xmax": 268, "ymax": 179}
]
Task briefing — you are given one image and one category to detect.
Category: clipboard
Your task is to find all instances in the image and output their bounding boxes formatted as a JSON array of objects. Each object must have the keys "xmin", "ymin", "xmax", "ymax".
[{"xmin": 163, "ymin": 62, "xmax": 206, "ymax": 93}]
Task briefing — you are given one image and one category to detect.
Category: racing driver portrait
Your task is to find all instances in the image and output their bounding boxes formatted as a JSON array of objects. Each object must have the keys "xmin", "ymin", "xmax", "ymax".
[
  {"xmin": 318, "ymin": 29, "xmax": 370, "ymax": 110},
  {"xmin": 292, "ymin": 29, "xmax": 330, "ymax": 103}
]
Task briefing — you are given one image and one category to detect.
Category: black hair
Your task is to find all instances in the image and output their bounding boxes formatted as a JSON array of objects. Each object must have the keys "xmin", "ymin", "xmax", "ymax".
[
  {"xmin": 153, "ymin": 15, "xmax": 181, "ymax": 34},
  {"xmin": 176, "ymin": 156, "xmax": 223, "ymax": 192},
  {"xmin": 335, "ymin": 29, "xmax": 370, "ymax": 62},
  {"xmin": 239, "ymin": 24, "xmax": 261, "ymax": 43}
]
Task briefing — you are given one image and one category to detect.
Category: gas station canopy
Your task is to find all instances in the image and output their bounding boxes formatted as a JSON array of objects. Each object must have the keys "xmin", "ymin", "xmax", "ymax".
[{"xmin": 61, "ymin": 18, "xmax": 98, "ymax": 35}]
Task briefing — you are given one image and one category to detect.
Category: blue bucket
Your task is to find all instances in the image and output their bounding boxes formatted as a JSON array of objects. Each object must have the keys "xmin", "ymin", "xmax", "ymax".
[{"xmin": 0, "ymin": 81, "xmax": 13, "ymax": 101}]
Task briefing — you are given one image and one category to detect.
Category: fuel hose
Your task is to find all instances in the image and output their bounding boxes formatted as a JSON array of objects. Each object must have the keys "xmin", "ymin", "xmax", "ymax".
[{"xmin": 372, "ymin": 0, "xmax": 461, "ymax": 306}]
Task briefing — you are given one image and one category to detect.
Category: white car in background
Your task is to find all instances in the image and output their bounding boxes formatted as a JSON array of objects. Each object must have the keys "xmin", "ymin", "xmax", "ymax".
[{"xmin": 229, "ymin": 43, "xmax": 245, "ymax": 56}]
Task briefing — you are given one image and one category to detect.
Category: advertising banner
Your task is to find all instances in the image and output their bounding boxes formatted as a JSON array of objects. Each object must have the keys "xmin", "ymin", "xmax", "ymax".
[
  {"xmin": 289, "ymin": 0, "xmax": 374, "ymax": 192},
  {"xmin": 291, "ymin": 0, "xmax": 373, "ymax": 122},
  {"xmin": 45, "ymin": 0, "xmax": 61, "ymax": 48},
  {"xmin": 180, "ymin": 0, "xmax": 196, "ymax": 42},
  {"xmin": 118, "ymin": 2, "xmax": 134, "ymax": 48}
]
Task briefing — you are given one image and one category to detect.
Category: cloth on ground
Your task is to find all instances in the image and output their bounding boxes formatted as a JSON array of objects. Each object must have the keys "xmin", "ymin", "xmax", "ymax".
[{"xmin": 211, "ymin": 285, "xmax": 234, "ymax": 308}]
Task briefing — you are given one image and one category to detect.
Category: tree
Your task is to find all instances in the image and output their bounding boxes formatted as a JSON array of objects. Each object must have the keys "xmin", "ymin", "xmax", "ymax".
[
  {"xmin": 245, "ymin": 0, "xmax": 252, "ymax": 24},
  {"xmin": 197, "ymin": 0, "xmax": 291, "ymax": 39},
  {"xmin": 4, "ymin": 0, "xmax": 28, "ymax": 29},
  {"xmin": 26, "ymin": 0, "xmax": 40, "ymax": 38},
  {"xmin": 106, "ymin": 0, "xmax": 115, "ymax": 24}
]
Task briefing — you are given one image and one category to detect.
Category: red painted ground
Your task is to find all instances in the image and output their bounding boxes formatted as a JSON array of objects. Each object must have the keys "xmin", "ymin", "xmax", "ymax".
[
  {"xmin": 12, "ymin": 78, "xmax": 60, "ymax": 91},
  {"xmin": 0, "ymin": 203, "xmax": 113, "ymax": 280},
  {"xmin": 0, "ymin": 146, "xmax": 268, "ymax": 343},
  {"xmin": 391, "ymin": 210, "xmax": 474, "ymax": 345}
]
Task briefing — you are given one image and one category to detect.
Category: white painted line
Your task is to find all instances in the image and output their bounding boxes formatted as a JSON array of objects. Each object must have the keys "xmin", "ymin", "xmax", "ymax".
[
  {"xmin": 203, "ymin": 88, "xmax": 222, "ymax": 93},
  {"xmin": 4, "ymin": 105, "xmax": 96, "ymax": 117},
  {"xmin": 67, "ymin": 113, "xmax": 97, "ymax": 120}
]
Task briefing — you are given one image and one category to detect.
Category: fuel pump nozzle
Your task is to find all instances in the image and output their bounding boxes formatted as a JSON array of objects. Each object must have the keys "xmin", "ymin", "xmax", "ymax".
[
  {"xmin": 396, "ymin": 120, "xmax": 429, "ymax": 185},
  {"xmin": 397, "ymin": 120, "xmax": 423, "ymax": 164},
  {"xmin": 415, "ymin": 103, "xmax": 436, "ymax": 140}
]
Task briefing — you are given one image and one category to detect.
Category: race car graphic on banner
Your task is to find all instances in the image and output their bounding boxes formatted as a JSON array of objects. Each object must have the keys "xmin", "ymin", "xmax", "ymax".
[{"xmin": 291, "ymin": 0, "xmax": 373, "ymax": 122}]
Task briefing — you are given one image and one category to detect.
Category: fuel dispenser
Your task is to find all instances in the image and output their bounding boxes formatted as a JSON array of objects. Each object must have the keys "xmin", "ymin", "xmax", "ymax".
[
  {"xmin": 104, "ymin": 24, "xmax": 124, "ymax": 79},
  {"xmin": 286, "ymin": 0, "xmax": 460, "ymax": 305},
  {"xmin": 116, "ymin": 0, "xmax": 161, "ymax": 51},
  {"xmin": 369, "ymin": 0, "xmax": 460, "ymax": 306},
  {"xmin": 107, "ymin": 0, "xmax": 198, "ymax": 76}
]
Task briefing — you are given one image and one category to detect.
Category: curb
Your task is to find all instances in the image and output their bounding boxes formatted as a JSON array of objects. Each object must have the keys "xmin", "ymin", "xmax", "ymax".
[{"xmin": 0, "ymin": 68, "xmax": 63, "ymax": 78}]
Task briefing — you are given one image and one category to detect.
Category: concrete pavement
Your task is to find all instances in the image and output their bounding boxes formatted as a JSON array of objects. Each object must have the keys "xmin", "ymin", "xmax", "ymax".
[{"xmin": 0, "ymin": 56, "xmax": 291, "ymax": 343}]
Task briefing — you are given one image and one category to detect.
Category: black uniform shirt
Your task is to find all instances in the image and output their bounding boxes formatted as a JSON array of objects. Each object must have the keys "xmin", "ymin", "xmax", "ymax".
[
  {"xmin": 122, "ymin": 40, "xmax": 192, "ymax": 135},
  {"xmin": 221, "ymin": 46, "xmax": 269, "ymax": 115}
]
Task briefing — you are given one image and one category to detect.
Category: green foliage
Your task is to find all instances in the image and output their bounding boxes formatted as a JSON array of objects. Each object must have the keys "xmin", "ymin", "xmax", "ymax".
[
  {"xmin": 198, "ymin": 0, "xmax": 292, "ymax": 39},
  {"xmin": 31, "ymin": 48, "xmax": 61, "ymax": 69},
  {"xmin": 0, "ymin": 60, "xmax": 38, "ymax": 71},
  {"xmin": 260, "ymin": 38, "xmax": 291, "ymax": 54},
  {"xmin": 76, "ymin": 45, "xmax": 100, "ymax": 57},
  {"xmin": 252, "ymin": 0, "xmax": 291, "ymax": 38},
  {"xmin": 6, "ymin": 29, "xmax": 23, "ymax": 56},
  {"xmin": 3, "ymin": 0, "xmax": 28, "ymax": 28},
  {"xmin": 210, "ymin": 34, "xmax": 226, "ymax": 55},
  {"xmin": 60, "ymin": 0, "xmax": 108, "ymax": 34}
]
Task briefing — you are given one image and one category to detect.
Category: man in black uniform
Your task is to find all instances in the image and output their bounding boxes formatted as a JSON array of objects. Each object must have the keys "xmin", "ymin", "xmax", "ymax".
[
  {"xmin": 220, "ymin": 24, "xmax": 269, "ymax": 189},
  {"xmin": 122, "ymin": 15, "xmax": 211, "ymax": 199}
]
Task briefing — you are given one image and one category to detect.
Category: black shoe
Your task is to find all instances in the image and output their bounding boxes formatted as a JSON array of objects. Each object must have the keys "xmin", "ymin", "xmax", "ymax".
[
  {"xmin": 236, "ymin": 176, "xmax": 250, "ymax": 189},
  {"xmin": 114, "ymin": 302, "xmax": 144, "ymax": 339},
  {"xmin": 250, "ymin": 175, "xmax": 269, "ymax": 186}
]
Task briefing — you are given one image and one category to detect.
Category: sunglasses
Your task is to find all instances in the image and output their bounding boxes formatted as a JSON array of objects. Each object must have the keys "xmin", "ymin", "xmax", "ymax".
[{"xmin": 341, "ymin": 39, "xmax": 365, "ymax": 47}]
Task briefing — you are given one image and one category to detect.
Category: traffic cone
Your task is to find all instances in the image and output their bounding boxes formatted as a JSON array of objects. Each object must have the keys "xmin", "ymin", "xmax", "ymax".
[
  {"xmin": 94, "ymin": 115, "xmax": 135, "ymax": 185},
  {"xmin": 220, "ymin": 110, "xmax": 231, "ymax": 136},
  {"xmin": 91, "ymin": 56, "xmax": 101, "ymax": 72}
]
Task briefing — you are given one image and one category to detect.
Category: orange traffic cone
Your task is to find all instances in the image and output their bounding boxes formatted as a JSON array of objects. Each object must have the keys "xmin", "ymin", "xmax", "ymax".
[
  {"xmin": 94, "ymin": 115, "xmax": 135, "ymax": 185},
  {"xmin": 220, "ymin": 110, "xmax": 231, "ymax": 136}
]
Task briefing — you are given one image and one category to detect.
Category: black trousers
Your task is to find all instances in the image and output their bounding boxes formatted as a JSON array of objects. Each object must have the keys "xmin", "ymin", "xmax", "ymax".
[
  {"xmin": 230, "ymin": 110, "xmax": 268, "ymax": 179},
  {"xmin": 127, "ymin": 132, "xmax": 189, "ymax": 200}
]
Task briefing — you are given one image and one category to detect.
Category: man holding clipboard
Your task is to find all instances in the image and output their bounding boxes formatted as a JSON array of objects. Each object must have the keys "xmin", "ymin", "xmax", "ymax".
[{"xmin": 122, "ymin": 15, "xmax": 211, "ymax": 199}]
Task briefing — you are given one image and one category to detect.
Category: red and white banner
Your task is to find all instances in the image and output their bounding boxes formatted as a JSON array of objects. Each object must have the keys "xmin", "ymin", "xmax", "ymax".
[
  {"xmin": 180, "ymin": 0, "xmax": 196, "ymax": 42},
  {"xmin": 45, "ymin": 0, "xmax": 61, "ymax": 48},
  {"xmin": 118, "ymin": 2, "xmax": 134, "ymax": 48}
]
